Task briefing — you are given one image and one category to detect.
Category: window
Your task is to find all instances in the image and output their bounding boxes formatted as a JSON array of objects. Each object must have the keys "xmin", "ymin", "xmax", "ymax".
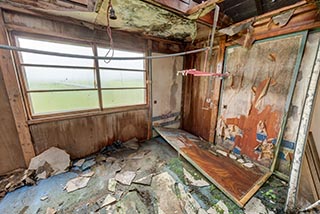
[{"xmin": 15, "ymin": 36, "xmax": 147, "ymax": 117}]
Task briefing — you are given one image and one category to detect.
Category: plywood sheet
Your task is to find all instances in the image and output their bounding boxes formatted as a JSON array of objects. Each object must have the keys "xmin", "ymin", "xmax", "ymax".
[
  {"xmin": 0, "ymin": 68, "xmax": 26, "ymax": 175},
  {"xmin": 217, "ymin": 33, "xmax": 306, "ymax": 168},
  {"xmin": 30, "ymin": 109, "xmax": 148, "ymax": 159},
  {"xmin": 155, "ymin": 127, "xmax": 271, "ymax": 207}
]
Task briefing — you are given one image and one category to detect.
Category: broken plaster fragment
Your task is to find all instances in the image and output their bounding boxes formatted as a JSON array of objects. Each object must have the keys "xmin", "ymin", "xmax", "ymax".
[
  {"xmin": 64, "ymin": 176, "xmax": 91, "ymax": 193},
  {"xmin": 133, "ymin": 174, "xmax": 153, "ymax": 186},
  {"xmin": 46, "ymin": 207, "xmax": 56, "ymax": 214},
  {"xmin": 73, "ymin": 159, "xmax": 85, "ymax": 167},
  {"xmin": 237, "ymin": 159, "xmax": 245, "ymax": 164},
  {"xmin": 272, "ymin": 9, "xmax": 294, "ymax": 27},
  {"xmin": 229, "ymin": 154, "xmax": 237, "ymax": 160},
  {"xmin": 243, "ymin": 163, "xmax": 255, "ymax": 168},
  {"xmin": 28, "ymin": 147, "xmax": 70, "ymax": 176},
  {"xmin": 183, "ymin": 168, "xmax": 209, "ymax": 187},
  {"xmin": 216, "ymin": 149, "xmax": 228, "ymax": 157},
  {"xmin": 108, "ymin": 178, "xmax": 117, "ymax": 192},
  {"xmin": 101, "ymin": 195, "xmax": 117, "ymax": 208},
  {"xmin": 115, "ymin": 171, "xmax": 136, "ymax": 186},
  {"xmin": 40, "ymin": 195, "xmax": 48, "ymax": 201},
  {"xmin": 81, "ymin": 171, "xmax": 95, "ymax": 177}
]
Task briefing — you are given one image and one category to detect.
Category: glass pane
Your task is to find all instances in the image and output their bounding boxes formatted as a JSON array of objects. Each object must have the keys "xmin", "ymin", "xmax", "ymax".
[
  {"xmin": 98, "ymin": 48, "xmax": 144, "ymax": 70},
  {"xmin": 24, "ymin": 67, "xmax": 96, "ymax": 90},
  {"xmin": 100, "ymin": 70, "xmax": 145, "ymax": 88},
  {"xmin": 29, "ymin": 91, "xmax": 99, "ymax": 114},
  {"xmin": 102, "ymin": 89, "xmax": 146, "ymax": 108},
  {"xmin": 17, "ymin": 37, "xmax": 94, "ymax": 66}
]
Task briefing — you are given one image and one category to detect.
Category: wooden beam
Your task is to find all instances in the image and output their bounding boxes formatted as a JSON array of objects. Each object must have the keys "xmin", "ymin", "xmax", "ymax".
[
  {"xmin": 0, "ymin": 9, "xmax": 35, "ymax": 165},
  {"xmin": 186, "ymin": 0, "xmax": 222, "ymax": 15},
  {"xmin": 209, "ymin": 35, "xmax": 225, "ymax": 143}
]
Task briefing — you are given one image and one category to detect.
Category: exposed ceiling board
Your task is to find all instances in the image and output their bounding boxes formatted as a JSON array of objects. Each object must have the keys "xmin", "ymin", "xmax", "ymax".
[{"xmin": 218, "ymin": 0, "xmax": 301, "ymax": 23}]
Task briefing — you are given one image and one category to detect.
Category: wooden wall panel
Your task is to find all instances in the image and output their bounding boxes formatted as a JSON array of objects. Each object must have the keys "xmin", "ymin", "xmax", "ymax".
[
  {"xmin": 182, "ymin": 49, "xmax": 218, "ymax": 141},
  {"xmin": 30, "ymin": 109, "xmax": 149, "ymax": 159},
  {"xmin": 0, "ymin": 68, "xmax": 26, "ymax": 175}
]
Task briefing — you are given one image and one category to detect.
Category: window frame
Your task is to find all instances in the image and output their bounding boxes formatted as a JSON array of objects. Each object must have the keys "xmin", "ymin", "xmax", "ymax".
[{"xmin": 11, "ymin": 31, "xmax": 149, "ymax": 122}]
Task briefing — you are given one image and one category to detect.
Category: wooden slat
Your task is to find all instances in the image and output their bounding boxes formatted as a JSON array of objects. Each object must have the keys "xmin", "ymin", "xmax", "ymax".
[{"xmin": 0, "ymin": 9, "xmax": 35, "ymax": 165}]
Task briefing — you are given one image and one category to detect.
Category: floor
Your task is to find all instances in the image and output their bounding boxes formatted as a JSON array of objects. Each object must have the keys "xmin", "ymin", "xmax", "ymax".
[{"xmin": 0, "ymin": 137, "xmax": 288, "ymax": 214}]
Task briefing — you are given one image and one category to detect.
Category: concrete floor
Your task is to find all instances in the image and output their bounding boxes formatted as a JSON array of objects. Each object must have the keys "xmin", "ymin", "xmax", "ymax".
[{"xmin": 0, "ymin": 137, "xmax": 288, "ymax": 214}]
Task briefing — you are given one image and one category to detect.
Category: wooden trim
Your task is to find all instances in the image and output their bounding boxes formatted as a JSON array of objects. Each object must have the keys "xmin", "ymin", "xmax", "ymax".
[
  {"xmin": 239, "ymin": 172, "xmax": 272, "ymax": 204},
  {"xmin": 93, "ymin": 44, "xmax": 103, "ymax": 111},
  {"xmin": 209, "ymin": 36, "xmax": 225, "ymax": 142},
  {"xmin": 21, "ymin": 64, "xmax": 94, "ymax": 70},
  {"xmin": 28, "ymin": 105, "xmax": 149, "ymax": 125},
  {"xmin": 0, "ymin": 9, "xmax": 35, "ymax": 165},
  {"xmin": 9, "ymin": 32, "xmax": 33, "ymax": 119},
  {"xmin": 27, "ymin": 88, "xmax": 97, "ymax": 93},
  {"xmin": 101, "ymin": 87, "xmax": 147, "ymax": 90}
]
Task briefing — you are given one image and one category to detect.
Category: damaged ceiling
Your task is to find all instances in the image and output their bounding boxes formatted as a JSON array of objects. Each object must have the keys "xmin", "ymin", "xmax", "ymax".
[{"xmin": 2, "ymin": 0, "xmax": 306, "ymax": 41}]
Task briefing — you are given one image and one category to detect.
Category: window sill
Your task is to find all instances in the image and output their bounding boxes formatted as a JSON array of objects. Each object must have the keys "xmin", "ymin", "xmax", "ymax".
[{"xmin": 27, "ymin": 104, "xmax": 149, "ymax": 125}]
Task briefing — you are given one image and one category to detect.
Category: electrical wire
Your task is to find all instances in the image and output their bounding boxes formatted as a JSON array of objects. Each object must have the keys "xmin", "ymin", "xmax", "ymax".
[{"xmin": 104, "ymin": 0, "xmax": 114, "ymax": 64}]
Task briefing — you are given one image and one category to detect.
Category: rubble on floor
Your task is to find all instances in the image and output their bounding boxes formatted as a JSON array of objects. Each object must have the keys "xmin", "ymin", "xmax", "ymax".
[
  {"xmin": 0, "ymin": 137, "xmax": 289, "ymax": 214},
  {"xmin": 28, "ymin": 147, "xmax": 70, "ymax": 178}
]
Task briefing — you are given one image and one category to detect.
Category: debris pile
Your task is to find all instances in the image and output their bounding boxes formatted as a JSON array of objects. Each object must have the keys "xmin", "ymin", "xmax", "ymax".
[
  {"xmin": 0, "ymin": 147, "xmax": 70, "ymax": 199},
  {"xmin": 0, "ymin": 139, "xmax": 133, "ymax": 200}
]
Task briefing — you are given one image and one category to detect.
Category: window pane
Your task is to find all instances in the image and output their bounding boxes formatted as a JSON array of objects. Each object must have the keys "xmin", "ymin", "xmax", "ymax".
[
  {"xmin": 100, "ymin": 70, "xmax": 145, "ymax": 88},
  {"xmin": 98, "ymin": 48, "xmax": 144, "ymax": 70},
  {"xmin": 102, "ymin": 89, "xmax": 146, "ymax": 108},
  {"xmin": 24, "ymin": 67, "xmax": 96, "ymax": 90},
  {"xmin": 17, "ymin": 37, "xmax": 94, "ymax": 66},
  {"xmin": 29, "ymin": 91, "xmax": 99, "ymax": 114}
]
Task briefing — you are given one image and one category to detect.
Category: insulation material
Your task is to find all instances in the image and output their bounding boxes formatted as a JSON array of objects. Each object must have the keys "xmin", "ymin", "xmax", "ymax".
[
  {"xmin": 96, "ymin": 0, "xmax": 197, "ymax": 41},
  {"xmin": 217, "ymin": 33, "xmax": 305, "ymax": 168}
]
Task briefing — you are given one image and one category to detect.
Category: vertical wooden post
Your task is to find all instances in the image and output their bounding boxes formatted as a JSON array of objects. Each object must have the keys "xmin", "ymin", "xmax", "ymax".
[
  {"xmin": 0, "ymin": 9, "xmax": 35, "ymax": 165},
  {"xmin": 285, "ymin": 40, "xmax": 320, "ymax": 212},
  {"xmin": 209, "ymin": 36, "xmax": 226, "ymax": 143}
]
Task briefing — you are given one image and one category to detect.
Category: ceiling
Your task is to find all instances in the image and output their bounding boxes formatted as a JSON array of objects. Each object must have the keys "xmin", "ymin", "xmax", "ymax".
[
  {"xmin": 2, "ymin": 0, "xmax": 305, "ymax": 41},
  {"xmin": 217, "ymin": 0, "xmax": 301, "ymax": 23}
]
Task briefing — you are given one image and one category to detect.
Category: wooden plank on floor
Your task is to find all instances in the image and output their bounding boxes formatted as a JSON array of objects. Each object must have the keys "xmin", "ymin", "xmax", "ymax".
[{"xmin": 155, "ymin": 127, "xmax": 271, "ymax": 207}]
